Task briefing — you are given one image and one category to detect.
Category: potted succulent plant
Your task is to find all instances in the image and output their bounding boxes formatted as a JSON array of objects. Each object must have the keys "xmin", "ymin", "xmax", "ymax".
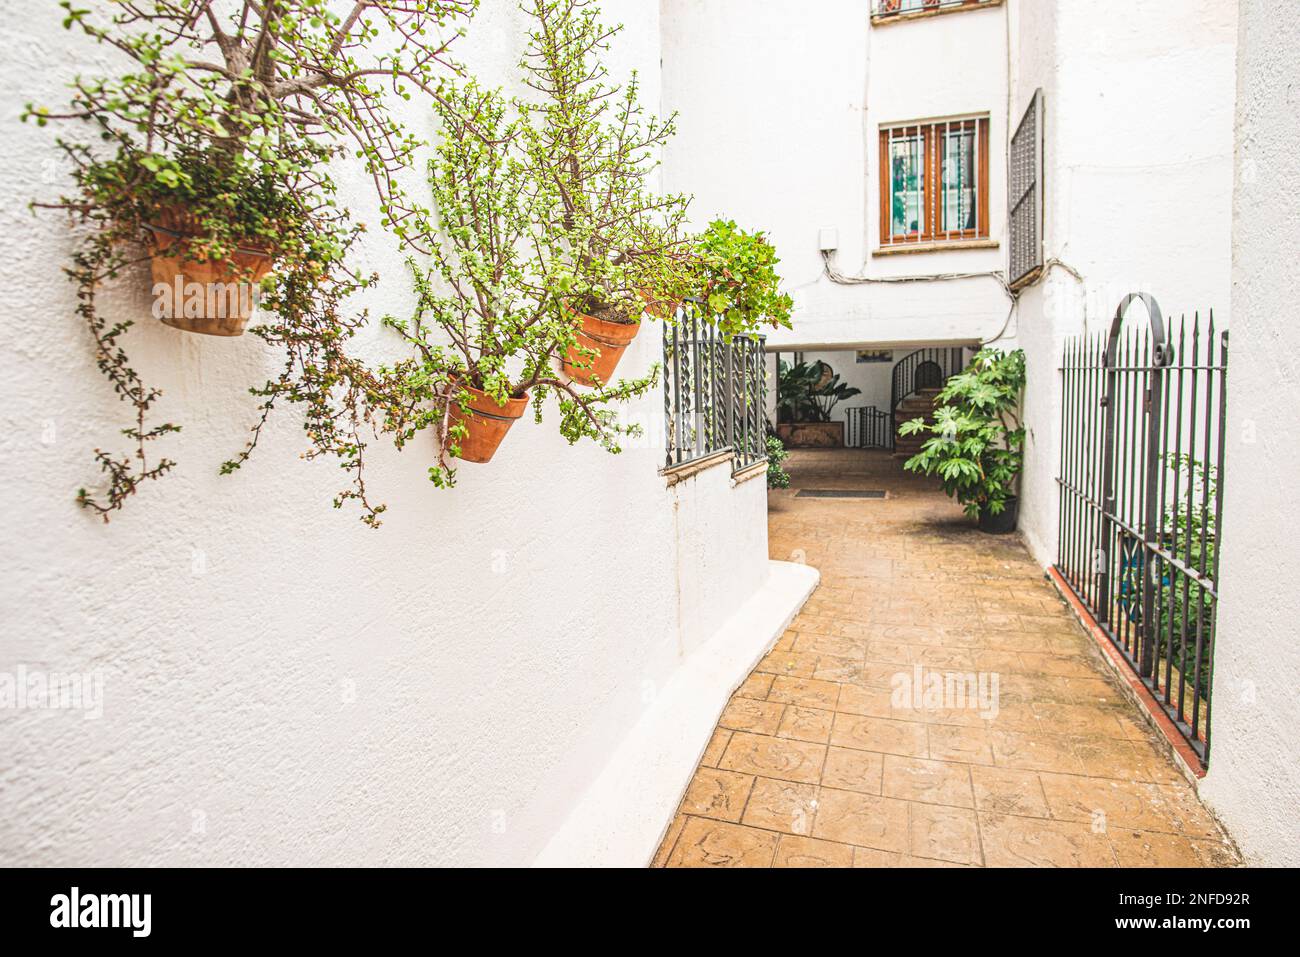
[
  {"xmin": 898, "ymin": 348, "xmax": 1026, "ymax": 533},
  {"xmin": 383, "ymin": 81, "xmax": 658, "ymax": 477},
  {"xmin": 27, "ymin": 0, "xmax": 477, "ymax": 525},
  {"xmin": 520, "ymin": 0, "xmax": 690, "ymax": 387}
]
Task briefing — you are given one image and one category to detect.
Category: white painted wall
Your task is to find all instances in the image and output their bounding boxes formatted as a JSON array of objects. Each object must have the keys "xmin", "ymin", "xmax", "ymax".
[
  {"xmin": 0, "ymin": 0, "xmax": 772, "ymax": 867},
  {"xmin": 661, "ymin": 0, "xmax": 1011, "ymax": 351},
  {"xmin": 1008, "ymin": 0, "xmax": 1238, "ymax": 567},
  {"xmin": 1197, "ymin": 0, "xmax": 1300, "ymax": 868}
]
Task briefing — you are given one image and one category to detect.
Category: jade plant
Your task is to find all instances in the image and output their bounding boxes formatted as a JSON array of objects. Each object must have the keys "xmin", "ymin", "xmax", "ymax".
[
  {"xmin": 380, "ymin": 80, "xmax": 657, "ymax": 483},
  {"xmin": 26, "ymin": 0, "xmax": 476, "ymax": 526},
  {"xmin": 899, "ymin": 348, "xmax": 1026, "ymax": 518},
  {"xmin": 519, "ymin": 0, "xmax": 690, "ymax": 329}
]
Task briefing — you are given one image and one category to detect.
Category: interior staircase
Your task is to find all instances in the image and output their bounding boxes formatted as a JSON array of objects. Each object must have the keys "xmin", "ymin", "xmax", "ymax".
[{"xmin": 892, "ymin": 386, "xmax": 943, "ymax": 459}]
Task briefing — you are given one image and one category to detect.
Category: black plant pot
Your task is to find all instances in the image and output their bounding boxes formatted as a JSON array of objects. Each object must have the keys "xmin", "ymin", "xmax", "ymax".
[{"xmin": 978, "ymin": 496, "xmax": 1020, "ymax": 535}]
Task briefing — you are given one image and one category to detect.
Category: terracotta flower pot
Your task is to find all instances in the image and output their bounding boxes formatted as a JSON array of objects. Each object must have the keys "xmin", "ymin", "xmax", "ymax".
[
  {"xmin": 561, "ymin": 308, "xmax": 641, "ymax": 386},
  {"xmin": 447, "ymin": 385, "xmax": 530, "ymax": 464},
  {"xmin": 145, "ymin": 208, "xmax": 274, "ymax": 337}
]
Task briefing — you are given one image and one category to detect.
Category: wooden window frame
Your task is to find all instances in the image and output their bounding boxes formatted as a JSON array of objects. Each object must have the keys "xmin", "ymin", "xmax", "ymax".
[
  {"xmin": 878, "ymin": 117, "xmax": 990, "ymax": 249},
  {"xmin": 871, "ymin": 0, "xmax": 1004, "ymax": 28}
]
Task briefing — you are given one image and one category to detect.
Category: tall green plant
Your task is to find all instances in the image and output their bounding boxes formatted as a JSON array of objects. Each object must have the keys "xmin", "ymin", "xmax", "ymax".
[{"xmin": 899, "ymin": 348, "xmax": 1026, "ymax": 518}]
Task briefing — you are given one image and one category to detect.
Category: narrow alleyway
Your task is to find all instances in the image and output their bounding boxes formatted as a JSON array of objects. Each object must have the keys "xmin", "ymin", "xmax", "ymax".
[{"xmin": 654, "ymin": 450, "xmax": 1240, "ymax": 868}]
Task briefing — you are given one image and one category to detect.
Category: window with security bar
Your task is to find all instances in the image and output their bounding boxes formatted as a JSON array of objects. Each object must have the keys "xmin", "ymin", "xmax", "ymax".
[
  {"xmin": 878, "ymin": 117, "xmax": 989, "ymax": 247},
  {"xmin": 1008, "ymin": 89, "xmax": 1044, "ymax": 288}
]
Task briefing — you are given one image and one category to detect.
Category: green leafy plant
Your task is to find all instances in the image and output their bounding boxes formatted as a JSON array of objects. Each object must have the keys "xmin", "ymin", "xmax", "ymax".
[
  {"xmin": 692, "ymin": 220, "xmax": 794, "ymax": 338},
  {"xmin": 765, "ymin": 434, "xmax": 791, "ymax": 489},
  {"xmin": 380, "ymin": 80, "xmax": 657, "ymax": 483},
  {"xmin": 899, "ymin": 348, "xmax": 1026, "ymax": 518},
  {"xmin": 776, "ymin": 359, "xmax": 861, "ymax": 423},
  {"xmin": 1152, "ymin": 455, "xmax": 1219, "ymax": 699},
  {"xmin": 519, "ymin": 0, "xmax": 690, "ymax": 328},
  {"xmin": 27, "ymin": 0, "xmax": 477, "ymax": 525}
]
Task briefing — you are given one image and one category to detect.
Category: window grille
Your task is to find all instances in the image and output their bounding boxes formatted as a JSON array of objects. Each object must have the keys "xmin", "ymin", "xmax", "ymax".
[{"xmin": 1009, "ymin": 88, "xmax": 1044, "ymax": 288}]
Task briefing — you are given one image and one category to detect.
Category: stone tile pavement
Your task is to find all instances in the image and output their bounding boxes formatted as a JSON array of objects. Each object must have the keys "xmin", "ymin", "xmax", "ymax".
[{"xmin": 654, "ymin": 450, "xmax": 1240, "ymax": 868}]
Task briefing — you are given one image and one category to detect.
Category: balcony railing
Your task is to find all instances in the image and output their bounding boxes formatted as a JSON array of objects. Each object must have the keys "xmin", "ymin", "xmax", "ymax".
[
  {"xmin": 663, "ymin": 302, "xmax": 767, "ymax": 473},
  {"xmin": 872, "ymin": 0, "xmax": 999, "ymax": 22}
]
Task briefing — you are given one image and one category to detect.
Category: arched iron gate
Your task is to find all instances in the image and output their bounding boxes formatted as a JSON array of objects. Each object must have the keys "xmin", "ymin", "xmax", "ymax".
[{"xmin": 1055, "ymin": 294, "xmax": 1228, "ymax": 767}]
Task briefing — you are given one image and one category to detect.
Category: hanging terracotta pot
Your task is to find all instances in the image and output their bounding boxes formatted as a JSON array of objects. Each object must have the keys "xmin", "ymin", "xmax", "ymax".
[
  {"xmin": 561, "ymin": 308, "xmax": 641, "ymax": 386},
  {"xmin": 145, "ymin": 208, "xmax": 275, "ymax": 337},
  {"xmin": 447, "ymin": 385, "xmax": 530, "ymax": 464}
]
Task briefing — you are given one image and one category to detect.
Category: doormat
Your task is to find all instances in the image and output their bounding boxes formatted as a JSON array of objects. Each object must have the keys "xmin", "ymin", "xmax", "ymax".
[{"xmin": 795, "ymin": 489, "xmax": 887, "ymax": 499}]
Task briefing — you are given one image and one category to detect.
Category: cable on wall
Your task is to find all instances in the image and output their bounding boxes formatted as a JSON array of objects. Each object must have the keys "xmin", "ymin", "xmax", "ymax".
[{"xmin": 821, "ymin": 249, "xmax": 1013, "ymax": 297}]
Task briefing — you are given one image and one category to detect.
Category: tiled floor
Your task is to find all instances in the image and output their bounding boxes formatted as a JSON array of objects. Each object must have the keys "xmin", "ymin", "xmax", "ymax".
[{"xmin": 654, "ymin": 450, "xmax": 1240, "ymax": 868}]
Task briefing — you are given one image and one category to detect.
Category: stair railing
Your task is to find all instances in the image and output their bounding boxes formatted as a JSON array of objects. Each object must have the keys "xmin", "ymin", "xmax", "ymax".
[
  {"xmin": 889, "ymin": 347, "xmax": 965, "ymax": 415},
  {"xmin": 845, "ymin": 405, "xmax": 894, "ymax": 450}
]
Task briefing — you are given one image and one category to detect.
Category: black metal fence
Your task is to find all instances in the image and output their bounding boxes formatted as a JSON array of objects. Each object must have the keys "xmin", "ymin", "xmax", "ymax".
[
  {"xmin": 1055, "ymin": 293, "xmax": 1227, "ymax": 767},
  {"xmin": 846, "ymin": 405, "xmax": 895, "ymax": 450},
  {"xmin": 663, "ymin": 300, "xmax": 767, "ymax": 472}
]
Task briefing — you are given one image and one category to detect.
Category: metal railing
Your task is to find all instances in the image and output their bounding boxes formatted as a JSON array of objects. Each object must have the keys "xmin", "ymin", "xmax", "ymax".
[
  {"xmin": 1055, "ymin": 294, "xmax": 1227, "ymax": 767},
  {"xmin": 890, "ymin": 347, "xmax": 964, "ymax": 416},
  {"xmin": 846, "ymin": 405, "xmax": 895, "ymax": 450},
  {"xmin": 872, "ymin": 0, "xmax": 995, "ymax": 19},
  {"xmin": 663, "ymin": 300, "xmax": 767, "ymax": 473}
]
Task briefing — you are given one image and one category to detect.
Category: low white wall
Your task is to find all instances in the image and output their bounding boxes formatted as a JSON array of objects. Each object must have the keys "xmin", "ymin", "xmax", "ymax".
[
  {"xmin": 0, "ymin": 0, "xmax": 773, "ymax": 867},
  {"xmin": 1197, "ymin": 0, "xmax": 1300, "ymax": 867}
]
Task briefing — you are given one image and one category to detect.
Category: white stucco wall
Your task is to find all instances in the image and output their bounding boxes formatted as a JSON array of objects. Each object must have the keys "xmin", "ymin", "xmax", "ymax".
[
  {"xmin": 0, "ymin": 0, "xmax": 771, "ymax": 867},
  {"xmin": 1197, "ymin": 0, "xmax": 1300, "ymax": 868},
  {"xmin": 661, "ymin": 0, "xmax": 1011, "ymax": 351},
  {"xmin": 1008, "ymin": 0, "xmax": 1238, "ymax": 568}
]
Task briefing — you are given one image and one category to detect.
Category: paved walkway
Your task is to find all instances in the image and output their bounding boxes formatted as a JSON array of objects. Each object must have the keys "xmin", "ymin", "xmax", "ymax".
[{"xmin": 654, "ymin": 450, "xmax": 1240, "ymax": 868}]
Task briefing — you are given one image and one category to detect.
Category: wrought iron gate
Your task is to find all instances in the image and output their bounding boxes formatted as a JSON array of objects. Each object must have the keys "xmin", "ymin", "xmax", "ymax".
[{"xmin": 1055, "ymin": 293, "xmax": 1228, "ymax": 767}]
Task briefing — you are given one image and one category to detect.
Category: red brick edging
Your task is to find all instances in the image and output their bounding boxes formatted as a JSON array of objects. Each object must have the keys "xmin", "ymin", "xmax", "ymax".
[{"xmin": 1045, "ymin": 566, "xmax": 1207, "ymax": 780}]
